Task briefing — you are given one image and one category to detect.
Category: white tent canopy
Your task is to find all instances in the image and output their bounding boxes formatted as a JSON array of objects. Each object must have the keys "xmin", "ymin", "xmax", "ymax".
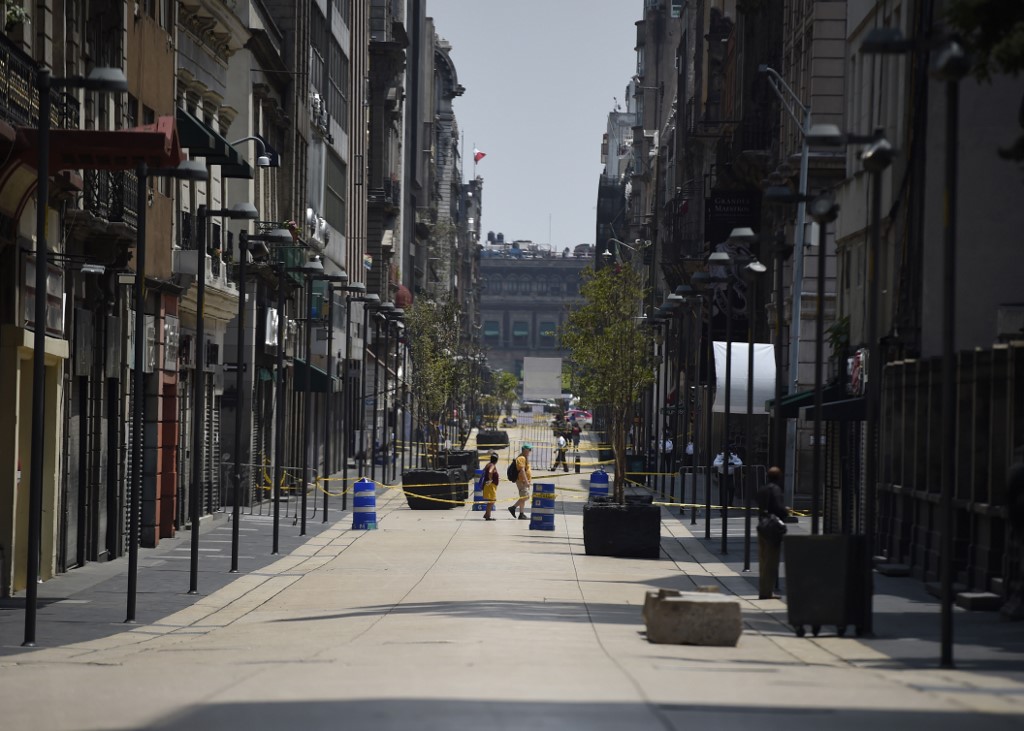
[{"xmin": 712, "ymin": 342, "xmax": 776, "ymax": 414}]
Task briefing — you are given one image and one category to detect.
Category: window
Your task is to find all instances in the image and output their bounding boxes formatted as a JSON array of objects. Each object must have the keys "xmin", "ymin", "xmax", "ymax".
[
  {"xmin": 539, "ymin": 321, "xmax": 556, "ymax": 348},
  {"xmin": 512, "ymin": 322, "xmax": 529, "ymax": 347},
  {"xmin": 483, "ymin": 320, "xmax": 500, "ymax": 346},
  {"xmin": 327, "ymin": 40, "xmax": 349, "ymax": 133},
  {"xmin": 325, "ymin": 152, "xmax": 347, "ymax": 231}
]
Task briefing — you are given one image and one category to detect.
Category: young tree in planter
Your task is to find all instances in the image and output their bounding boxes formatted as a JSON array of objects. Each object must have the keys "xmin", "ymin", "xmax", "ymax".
[
  {"xmin": 561, "ymin": 264, "xmax": 656, "ymax": 503},
  {"xmin": 405, "ymin": 294, "xmax": 460, "ymax": 466}
]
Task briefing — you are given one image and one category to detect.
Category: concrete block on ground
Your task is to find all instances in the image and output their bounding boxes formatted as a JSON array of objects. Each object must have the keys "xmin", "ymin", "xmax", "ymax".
[
  {"xmin": 642, "ymin": 588, "xmax": 680, "ymax": 625},
  {"xmin": 955, "ymin": 592, "xmax": 1002, "ymax": 611},
  {"xmin": 644, "ymin": 591, "xmax": 742, "ymax": 646}
]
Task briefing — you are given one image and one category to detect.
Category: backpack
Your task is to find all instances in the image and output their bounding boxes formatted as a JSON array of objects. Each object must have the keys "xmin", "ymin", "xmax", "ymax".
[{"xmin": 507, "ymin": 460, "xmax": 519, "ymax": 482}]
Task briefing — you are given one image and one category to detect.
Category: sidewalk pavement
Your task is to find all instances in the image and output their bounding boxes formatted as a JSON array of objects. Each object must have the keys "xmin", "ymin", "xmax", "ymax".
[{"xmin": 2, "ymin": 455, "xmax": 1024, "ymax": 730}]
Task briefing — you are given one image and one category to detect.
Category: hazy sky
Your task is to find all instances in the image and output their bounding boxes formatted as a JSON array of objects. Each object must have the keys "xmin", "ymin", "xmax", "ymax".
[{"xmin": 427, "ymin": 0, "xmax": 641, "ymax": 250}]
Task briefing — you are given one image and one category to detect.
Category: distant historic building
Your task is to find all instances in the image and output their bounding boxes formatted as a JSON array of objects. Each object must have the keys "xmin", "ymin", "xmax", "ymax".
[{"xmin": 478, "ymin": 252, "xmax": 589, "ymax": 377}]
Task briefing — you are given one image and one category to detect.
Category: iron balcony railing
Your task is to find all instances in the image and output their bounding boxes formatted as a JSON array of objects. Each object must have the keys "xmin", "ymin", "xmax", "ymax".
[{"xmin": 0, "ymin": 33, "xmax": 80, "ymax": 130}]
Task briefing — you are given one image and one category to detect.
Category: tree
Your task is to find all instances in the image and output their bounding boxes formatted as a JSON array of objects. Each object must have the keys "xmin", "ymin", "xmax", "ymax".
[
  {"xmin": 405, "ymin": 294, "xmax": 460, "ymax": 464},
  {"xmin": 491, "ymin": 370, "xmax": 519, "ymax": 418},
  {"xmin": 561, "ymin": 264, "xmax": 656, "ymax": 502}
]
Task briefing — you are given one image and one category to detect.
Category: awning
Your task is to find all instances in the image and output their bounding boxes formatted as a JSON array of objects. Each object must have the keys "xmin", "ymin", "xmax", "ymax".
[
  {"xmin": 293, "ymin": 358, "xmax": 332, "ymax": 393},
  {"xmin": 483, "ymin": 323, "xmax": 499, "ymax": 336},
  {"xmin": 175, "ymin": 108, "xmax": 252, "ymax": 179},
  {"xmin": 16, "ymin": 115, "xmax": 183, "ymax": 172},
  {"xmin": 766, "ymin": 383, "xmax": 848, "ymax": 419},
  {"xmin": 513, "ymin": 323, "xmax": 529, "ymax": 336},
  {"xmin": 712, "ymin": 341, "xmax": 776, "ymax": 414},
  {"xmin": 802, "ymin": 396, "xmax": 865, "ymax": 422}
]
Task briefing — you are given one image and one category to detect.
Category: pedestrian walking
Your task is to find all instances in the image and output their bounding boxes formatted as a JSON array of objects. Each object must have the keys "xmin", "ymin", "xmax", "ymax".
[
  {"xmin": 571, "ymin": 422, "xmax": 581, "ymax": 448},
  {"xmin": 508, "ymin": 444, "xmax": 532, "ymax": 520},
  {"xmin": 481, "ymin": 452, "xmax": 500, "ymax": 521},
  {"xmin": 551, "ymin": 434, "xmax": 569, "ymax": 472},
  {"xmin": 756, "ymin": 466, "xmax": 789, "ymax": 599}
]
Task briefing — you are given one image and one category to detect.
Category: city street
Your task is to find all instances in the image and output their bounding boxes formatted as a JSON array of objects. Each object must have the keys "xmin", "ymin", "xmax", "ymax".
[{"xmin": 1, "ymin": 427, "xmax": 1023, "ymax": 730}]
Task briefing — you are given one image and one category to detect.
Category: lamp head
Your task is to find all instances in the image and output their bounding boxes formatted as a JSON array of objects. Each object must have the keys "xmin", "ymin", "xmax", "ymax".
[
  {"xmin": 226, "ymin": 202, "xmax": 259, "ymax": 220},
  {"xmin": 931, "ymin": 39, "xmax": 971, "ymax": 82},
  {"xmin": 745, "ymin": 258, "xmax": 768, "ymax": 275},
  {"xmin": 806, "ymin": 123, "xmax": 845, "ymax": 147},
  {"xmin": 82, "ymin": 67, "xmax": 128, "ymax": 92},
  {"xmin": 727, "ymin": 227, "xmax": 756, "ymax": 242},
  {"xmin": 757, "ymin": 64, "xmax": 769, "ymax": 74},
  {"xmin": 860, "ymin": 137, "xmax": 895, "ymax": 173},
  {"xmin": 707, "ymin": 251, "xmax": 732, "ymax": 267},
  {"xmin": 302, "ymin": 255, "xmax": 325, "ymax": 274},
  {"xmin": 363, "ymin": 293, "xmax": 381, "ymax": 305},
  {"xmin": 345, "ymin": 282, "xmax": 367, "ymax": 294},
  {"xmin": 256, "ymin": 154, "xmax": 271, "ymax": 167},
  {"xmin": 158, "ymin": 159, "xmax": 208, "ymax": 181},
  {"xmin": 808, "ymin": 191, "xmax": 839, "ymax": 224}
]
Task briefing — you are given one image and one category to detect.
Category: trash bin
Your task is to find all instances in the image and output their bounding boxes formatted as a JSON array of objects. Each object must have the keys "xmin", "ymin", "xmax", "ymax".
[{"xmin": 784, "ymin": 534, "xmax": 867, "ymax": 637}]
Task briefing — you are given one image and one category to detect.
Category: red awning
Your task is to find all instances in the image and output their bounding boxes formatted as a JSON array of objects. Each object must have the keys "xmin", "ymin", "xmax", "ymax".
[{"xmin": 15, "ymin": 115, "xmax": 183, "ymax": 172}]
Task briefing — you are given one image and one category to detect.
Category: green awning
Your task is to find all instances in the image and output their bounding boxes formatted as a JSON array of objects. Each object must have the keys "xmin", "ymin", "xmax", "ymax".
[
  {"xmin": 175, "ymin": 108, "xmax": 253, "ymax": 179},
  {"xmin": 484, "ymin": 323, "xmax": 499, "ymax": 336},
  {"xmin": 765, "ymin": 383, "xmax": 848, "ymax": 419},
  {"xmin": 293, "ymin": 358, "xmax": 332, "ymax": 393},
  {"xmin": 512, "ymin": 323, "xmax": 529, "ymax": 336}
]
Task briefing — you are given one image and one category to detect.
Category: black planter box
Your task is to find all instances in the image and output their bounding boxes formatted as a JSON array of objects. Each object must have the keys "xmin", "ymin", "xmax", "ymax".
[
  {"xmin": 401, "ymin": 468, "xmax": 465, "ymax": 510},
  {"xmin": 476, "ymin": 430, "xmax": 510, "ymax": 451},
  {"xmin": 583, "ymin": 500, "xmax": 661, "ymax": 559},
  {"xmin": 784, "ymin": 534, "xmax": 867, "ymax": 636},
  {"xmin": 436, "ymin": 450, "xmax": 478, "ymax": 482}
]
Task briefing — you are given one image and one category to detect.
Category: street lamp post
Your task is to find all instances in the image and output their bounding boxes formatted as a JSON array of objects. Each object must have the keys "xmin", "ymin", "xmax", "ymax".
[
  {"xmin": 345, "ymin": 291, "xmax": 377, "ymax": 509},
  {"xmin": 126, "ymin": 159, "xmax": 207, "ymax": 624},
  {"xmin": 807, "ymin": 192, "xmax": 839, "ymax": 537},
  {"xmin": 759, "ymin": 64, "xmax": 812, "ymax": 506},
  {"xmin": 24, "ymin": 66, "xmax": 127, "ymax": 646},
  {"xmin": 708, "ymin": 250, "xmax": 735, "ymax": 555},
  {"xmin": 357, "ymin": 297, "xmax": 382, "ymax": 479},
  {"xmin": 192, "ymin": 202, "xmax": 259, "ymax": 590},
  {"xmin": 691, "ymin": 271, "xmax": 716, "ymax": 540},
  {"xmin": 229, "ymin": 228, "xmax": 289, "ymax": 570},
  {"xmin": 860, "ymin": 28, "xmax": 968, "ymax": 662},
  {"xmin": 299, "ymin": 256, "xmax": 325, "ymax": 535},
  {"xmin": 322, "ymin": 277, "xmax": 360, "ymax": 522}
]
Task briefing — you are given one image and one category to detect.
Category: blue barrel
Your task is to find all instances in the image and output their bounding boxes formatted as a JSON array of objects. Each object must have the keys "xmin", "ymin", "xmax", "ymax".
[
  {"xmin": 471, "ymin": 468, "xmax": 487, "ymax": 511},
  {"xmin": 529, "ymin": 482, "xmax": 556, "ymax": 531},
  {"xmin": 352, "ymin": 478, "xmax": 377, "ymax": 529},
  {"xmin": 589, "ymin": 469, "xmax": 609, "ymax": 500}
]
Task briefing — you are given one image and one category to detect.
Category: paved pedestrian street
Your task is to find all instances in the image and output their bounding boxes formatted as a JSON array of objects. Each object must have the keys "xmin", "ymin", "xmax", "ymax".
[{"xmin": 2, "ymin": 464, "xmax": 1023, "ymax": 730}]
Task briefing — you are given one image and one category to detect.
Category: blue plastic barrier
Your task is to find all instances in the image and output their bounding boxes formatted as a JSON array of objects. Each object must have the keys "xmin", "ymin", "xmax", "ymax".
[
  {"xmin": 471, "ymin": 468, "xmax": 487, "ymax": 511},
  {"xmin": 352, "ymin": 478, "xmax": 377, "ymax": 529},
  {"xmin": 589, "ymin": 469, "xmax": 609, "ymax": 500},
  {"xmin": 529, "ymin": 482, "xmax": 556, "ymax": 531}
]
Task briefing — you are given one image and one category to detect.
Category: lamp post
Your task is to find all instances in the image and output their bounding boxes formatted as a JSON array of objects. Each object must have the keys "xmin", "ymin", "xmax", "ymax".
[
  {"xmin": 759, "ymin": 64, "xmax": 812, "ymax": 507},
  {"xmin": 805, "ymin": 192, "xmax": 839, "ymax": 537},
  {"xmin": 272, "ymin": 258, "xmax": 287, "ymax": 555},
  {"xmin": 23, "ymin": 66, "xmax": 127, "ymax": 646},
  {"xmin": 191, "ymin": 202, "xmax": 259, "ymax": 591},
  {"xmin": 346, "ymin": 291, "xmax": 377, "ymax": 508},
  {"xmin": 708, "ymin": 249, "xmax": 736, "ymax": 555},
  {"xmin": 322, "ymin": 278, "xmax": 362, "ymax": 522},
  {"xmin": 737, "ymin": 244, "xmax": 768, "ymax": 572},
  {"xmin": 299, "ymin": 256, "xmax": 325, "ymax": 535},
  {"xmin": 357, "ymin": 296, "xmax": 383, "ymax": 479},
  {"xmin": 228, "ymin": 227, "xmax": 287, "ymax": 570},
  {"xmin": 691, "ymin": 270, "xmax": 716, "ymax": 540},
  {"xmin": 388, "ymin": 312, "xmax": 406, "ymax": 483},
  {"xmin": 860, "ymin": 27, "xmax": 970, "ymax": 665},
  {"xmin": 126, "ymin": 159, "xmax": 208, "ymax": 623},
  {"xmin": 369, "ymin": 302, "xmax": 395, "ymax": 484}
]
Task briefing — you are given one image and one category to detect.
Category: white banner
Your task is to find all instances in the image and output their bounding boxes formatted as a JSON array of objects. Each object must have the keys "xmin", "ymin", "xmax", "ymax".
[{"xmin": 712, "ymin": 342, "xmax": 776, "ymax": 414}]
